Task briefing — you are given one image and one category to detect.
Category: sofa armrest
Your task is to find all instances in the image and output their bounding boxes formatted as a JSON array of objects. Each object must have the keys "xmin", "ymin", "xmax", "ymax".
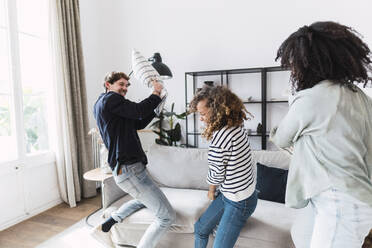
[{"xmin": 102, "ymin": 176, "xmax": 127, "ymax": 209}]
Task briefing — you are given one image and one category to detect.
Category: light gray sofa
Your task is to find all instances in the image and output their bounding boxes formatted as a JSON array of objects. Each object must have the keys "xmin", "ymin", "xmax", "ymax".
[{"xmin": 100, "ymin": 144, "xmax": 303, "ymax": 248}]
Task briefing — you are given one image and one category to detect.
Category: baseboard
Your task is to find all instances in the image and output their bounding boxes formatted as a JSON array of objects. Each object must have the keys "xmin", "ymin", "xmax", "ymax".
[{"xmin": 0, "ymin": 198, "xmax": 63, "ymax": 231}]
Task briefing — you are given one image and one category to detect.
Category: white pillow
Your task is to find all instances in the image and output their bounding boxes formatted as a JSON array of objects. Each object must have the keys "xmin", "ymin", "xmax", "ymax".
[
  {"xmin": 131, "ymin": 49, "xmax": 167, "ymax": 115},
  {"xmin": 132, "ymin": 49, "xmax": 163, "ymax": 87}
]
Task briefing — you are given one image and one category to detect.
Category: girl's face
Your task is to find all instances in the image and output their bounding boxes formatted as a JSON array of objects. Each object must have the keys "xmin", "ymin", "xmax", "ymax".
[{"xmin": 196, "ymin": 99, "xmax": 211, "ymax": 124}]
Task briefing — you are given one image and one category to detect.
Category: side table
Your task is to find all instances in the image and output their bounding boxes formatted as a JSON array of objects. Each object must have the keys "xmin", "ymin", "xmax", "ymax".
[{"xmin": 83, "ymin": 168, "xmax": 113, "ymax": 227}]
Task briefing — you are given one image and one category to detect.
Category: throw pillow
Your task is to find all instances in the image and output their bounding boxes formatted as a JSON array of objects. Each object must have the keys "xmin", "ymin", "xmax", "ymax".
[
  {"xmin": 131, "ymin": 49, "xmax": 167, "ymax": 115},
  {"xmin": 256, "ymin": 162, "xmax": 288, "ymax": 203},
  {"xmin": 132, "ymin": 49, "xmax": 162, "ymax": 87}
]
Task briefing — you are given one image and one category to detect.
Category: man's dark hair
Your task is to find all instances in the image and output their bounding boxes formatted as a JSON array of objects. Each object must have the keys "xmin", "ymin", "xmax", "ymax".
[
  {"xmin": 276, "ymin": 21, "xmax": 372, "ymax": 92},
  {"xmin": 103, "ymin": 71, "xmax": 130, "ymax": 92}
]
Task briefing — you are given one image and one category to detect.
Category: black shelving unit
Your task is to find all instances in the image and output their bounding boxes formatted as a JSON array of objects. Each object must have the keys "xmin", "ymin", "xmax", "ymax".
[{"xmin": 185, "ymin": 66, "xmax": 289, "ymax": 149}]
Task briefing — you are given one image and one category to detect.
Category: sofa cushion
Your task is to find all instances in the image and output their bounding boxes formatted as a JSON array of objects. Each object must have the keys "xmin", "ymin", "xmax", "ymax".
[
  {"xmin": 146, "ymin": 144, "xmax": 292, "ymax": 190},
  {"xmin": 103, "ymin": 187, "xmax": 209, "ymax": 234},
  {"xmin": 239, "ymin": 199, "xmax": 298, "ymax": 247},
  {"xmin": 256, "ymin": 162, "xmax": 288, "ymax": 203},
  {"xmin": 147, "ymin": 144, "xmax": 209, "ymax": 190},
  {"xmin": 252, "ymin": 150, "xmax": 291, "ymax": 170}
]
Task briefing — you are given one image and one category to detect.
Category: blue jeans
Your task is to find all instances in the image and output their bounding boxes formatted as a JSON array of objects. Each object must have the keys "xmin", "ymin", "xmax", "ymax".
[
  {"xmin": 194, "ymin": 191, "xmax": 258, "ymax": 248},
  {"xmin": 111, "ymin": 162, "xmax": 176, "ymax": 248}
]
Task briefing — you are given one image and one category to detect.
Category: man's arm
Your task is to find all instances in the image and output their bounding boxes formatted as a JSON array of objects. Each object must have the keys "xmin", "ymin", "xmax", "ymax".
[
  {"xmin": 108, "ymin": 93, "xmax": 161, "ymax": 120},
  {"xmin": 135, "ymin": 111, "xmax": 156, "ymax": 130}
]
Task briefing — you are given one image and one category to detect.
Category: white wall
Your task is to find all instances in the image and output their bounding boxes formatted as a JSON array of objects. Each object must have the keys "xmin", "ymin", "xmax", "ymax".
[{"xmin": 80, "ymin": 0, "xmax": 372, "ymax": 146}]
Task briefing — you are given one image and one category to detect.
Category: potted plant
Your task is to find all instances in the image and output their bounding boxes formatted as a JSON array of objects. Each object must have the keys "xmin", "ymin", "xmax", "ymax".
[{"xmin": 150, "ymin": 103, "xmax": 187, "ymax": 146}]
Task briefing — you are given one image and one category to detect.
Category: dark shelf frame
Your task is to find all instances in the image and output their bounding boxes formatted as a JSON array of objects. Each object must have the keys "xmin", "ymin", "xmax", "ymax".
[{"xmin": 185, "ymin": 66, "xmax": 289, "ymax": 149}]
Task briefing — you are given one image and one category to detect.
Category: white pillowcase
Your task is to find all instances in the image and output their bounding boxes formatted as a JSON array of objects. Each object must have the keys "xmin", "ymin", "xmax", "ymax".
[
  {"xmin": 131, "ymin": 49, "xmax": 167, "ymax": 115},
  {"xmin": 132, "ymin": 49, "xmax": 163, "ymax": 87}
]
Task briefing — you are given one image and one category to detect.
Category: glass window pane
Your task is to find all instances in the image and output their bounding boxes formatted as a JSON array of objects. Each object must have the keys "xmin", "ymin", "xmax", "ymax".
[
  {"xmin": 0, "ymin": 0, "xmax": 7, "ymax": 28},
  {"xmin": 18, "ymin": 33, "xmax": 50, "ymax": 154},
  {"xmin": 18, "ymin": 33, "xmax": 49, "ymax": 93},
  {"xmin": 0, "ymin": 95, "xmax": 17, "ymax": 162},
  {"xmin": 0, "ymin": 29, "xmax": 11, "ymax": 93},
  {"xmin": 16, "ymin": 0, "xmax": 48, "ymax": 37},
  {"xmin": 0, "ymin": 22, "xmax": 17, "ymax": 162},
  {"xmin": 23, "ymin": 93, "xmax": 49, "ymax": 153}
]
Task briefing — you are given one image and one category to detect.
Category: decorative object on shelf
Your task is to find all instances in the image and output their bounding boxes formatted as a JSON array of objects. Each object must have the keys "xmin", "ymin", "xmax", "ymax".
[
  {"xmin": 131, "ymin": 49, "xmax": 172, "ymax": 116},
  {"xmin": 204, "ymin": 81, "xmax": 214, "ymax": 87},
  {"xmin": 257, "ymin": 123, "xmax": 263, "ymax": 134},
  {"xmin": 247, "ymin": 96, "xmax": 253, "ymax": 102},
  {"xmin": 247, "ymin": 128, "xmax": 252, "ymax": 135},
  {"xmin": 150, "ymin": 103, "xmax": 187, "ymax": 146}
]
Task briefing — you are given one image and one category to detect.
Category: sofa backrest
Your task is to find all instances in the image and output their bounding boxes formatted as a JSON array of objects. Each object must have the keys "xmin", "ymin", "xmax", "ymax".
[{"xmin": 146, "ymin": 144, "xmax": 291, "ymax": 191}]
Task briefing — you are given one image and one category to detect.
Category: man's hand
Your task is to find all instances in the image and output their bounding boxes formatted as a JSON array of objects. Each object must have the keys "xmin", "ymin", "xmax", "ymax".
[{"xmin": 152, "ymin": 80, "xmax": 163, "ymax": 96}]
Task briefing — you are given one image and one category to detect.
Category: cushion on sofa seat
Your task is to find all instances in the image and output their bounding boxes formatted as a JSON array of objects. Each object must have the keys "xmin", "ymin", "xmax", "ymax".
[
  {"xmin": 103, "ymin": 187, "xmax": 210, "ymax": 234},
  {"xmin": 238, "ymin": 199, "xmax": 298, "ymax": 247},
  {"xmin": 252, "ymin": 150, "xmax": 291, "ymax": 170},
  {"xmin": 146, "ymin": 145, "xmax": 209, "ymax": 190}
]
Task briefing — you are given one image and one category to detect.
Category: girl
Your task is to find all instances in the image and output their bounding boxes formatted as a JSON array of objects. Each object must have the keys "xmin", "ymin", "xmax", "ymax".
[
  {"xmin": 272, "ymin": 21, "xmax": 372, "ymax": 248},
  {"xmin": 189, "ymin": 85, "xmax": 257, "ymax": 248}
]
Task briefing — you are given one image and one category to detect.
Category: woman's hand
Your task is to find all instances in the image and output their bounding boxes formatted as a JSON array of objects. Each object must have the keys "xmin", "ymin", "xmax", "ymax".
[
  {"xmin": 207, "ymin": 185, "xmax": 217, "ymax": 200},
  {"xmin": 207, "ymin": 190, "xmax": 216, "ymax": 201}
]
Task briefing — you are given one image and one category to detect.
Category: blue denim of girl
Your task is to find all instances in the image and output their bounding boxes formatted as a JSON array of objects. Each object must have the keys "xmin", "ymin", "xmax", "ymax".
[
  {"xmin": 194, "ymin": 191, "xmax": 258, "ymax": 248},
  {"xmin": 111, "ymin": 162, "xmax": 176, "ymax": 248}
]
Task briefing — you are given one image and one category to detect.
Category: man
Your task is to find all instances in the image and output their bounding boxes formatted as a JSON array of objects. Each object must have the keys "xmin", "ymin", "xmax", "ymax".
[{"xmin": 92, "ymin": 71, "xmax": 175, "ymax": 248}]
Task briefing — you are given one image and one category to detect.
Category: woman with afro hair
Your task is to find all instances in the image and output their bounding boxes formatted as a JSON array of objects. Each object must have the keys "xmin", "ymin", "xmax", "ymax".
[{"xmin": 271, "ymin": 21, "xmax": 372, "ymax": 248}]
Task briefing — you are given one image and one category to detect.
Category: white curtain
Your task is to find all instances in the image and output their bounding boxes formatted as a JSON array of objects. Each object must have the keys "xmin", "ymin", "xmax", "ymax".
[
  {"xmin": 48, "ymin": 0, "xmax": 96, "ymax": 207},
  {"xmin": 49, "ymin": 0, "xmax": 77, "ymax": 207}
]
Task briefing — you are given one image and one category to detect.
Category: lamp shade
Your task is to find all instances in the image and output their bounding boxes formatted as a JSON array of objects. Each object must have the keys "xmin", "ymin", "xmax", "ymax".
[{"xmin": 149, "ymin": 53, "xmax": 173, "ymax": 80}]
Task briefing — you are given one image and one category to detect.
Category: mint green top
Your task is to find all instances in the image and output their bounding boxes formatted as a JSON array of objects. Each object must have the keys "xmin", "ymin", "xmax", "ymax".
[{"xmin": 271, "ymin": 80, "xmax": 372, "ymax": 208}]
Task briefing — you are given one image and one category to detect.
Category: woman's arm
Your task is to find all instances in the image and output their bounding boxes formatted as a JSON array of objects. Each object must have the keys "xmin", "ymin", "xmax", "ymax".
[{"xmin": 270, "ymin": 94, "xmax": 314, "ymax": 148}]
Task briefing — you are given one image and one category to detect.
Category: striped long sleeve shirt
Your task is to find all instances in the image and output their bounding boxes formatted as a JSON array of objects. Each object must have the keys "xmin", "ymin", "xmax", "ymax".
[{"xmin": 207, "ymin": 126, "xmax": 256, "ymax": 202}]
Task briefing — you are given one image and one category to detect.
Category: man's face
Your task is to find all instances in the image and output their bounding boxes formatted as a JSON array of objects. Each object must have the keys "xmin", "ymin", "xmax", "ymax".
[{"xmin": 106, "ymin": 78, "xmax": 130, "ymax": 97}]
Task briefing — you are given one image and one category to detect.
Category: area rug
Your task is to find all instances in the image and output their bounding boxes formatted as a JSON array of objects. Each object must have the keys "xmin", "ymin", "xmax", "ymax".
[{"xmin": 36, "ymin": 209, "xmax": 104, "ymax": 248}]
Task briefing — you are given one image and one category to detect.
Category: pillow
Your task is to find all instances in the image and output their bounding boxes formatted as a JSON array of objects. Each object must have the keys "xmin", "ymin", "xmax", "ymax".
[
  {"xmin": 131, "ymin": 49, "xmax": 167, "ymax": 115},
  {"xmin": 256, "ymin": 162, "xmax": 288, "ymax": 203},
  {"xmin": 132, "ymin": 49, "xmax": 163, "ymax": 87}
]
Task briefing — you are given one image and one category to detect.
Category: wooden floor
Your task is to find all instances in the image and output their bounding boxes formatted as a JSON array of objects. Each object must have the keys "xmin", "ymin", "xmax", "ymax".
[{"xmin": 0, "ymin": 193, "xmax": 101, "ymax": 248}]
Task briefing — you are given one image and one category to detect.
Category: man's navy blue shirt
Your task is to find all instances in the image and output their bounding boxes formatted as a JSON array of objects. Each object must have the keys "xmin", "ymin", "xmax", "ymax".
[{"xmin": 93, "ymin": 91, "xmax": 161, "ymax": 170}]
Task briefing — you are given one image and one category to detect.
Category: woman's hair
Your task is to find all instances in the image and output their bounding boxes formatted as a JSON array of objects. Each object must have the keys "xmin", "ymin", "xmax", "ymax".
[
  {"xmin": 189, "ymin": 86, "xmax": 252, "ymax": 140},
  {"xmin": 276, "ymin": 21, "xmax": 372, "ymax": 92},
  {"xmin": 103, "ymin": 71, "xmax": 130, "ymax": 92}
]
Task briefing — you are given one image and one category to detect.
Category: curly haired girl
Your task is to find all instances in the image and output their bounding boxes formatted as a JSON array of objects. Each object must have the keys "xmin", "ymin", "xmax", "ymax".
[{"xmin": 189, "ymin": 85, "xmax": 257, "ymax": 248}]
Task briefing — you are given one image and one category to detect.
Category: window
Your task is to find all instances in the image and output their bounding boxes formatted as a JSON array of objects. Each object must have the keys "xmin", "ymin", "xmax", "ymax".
[{"xmin": 0, "ymin": 0, "xmax": 53, "ymax": 163}]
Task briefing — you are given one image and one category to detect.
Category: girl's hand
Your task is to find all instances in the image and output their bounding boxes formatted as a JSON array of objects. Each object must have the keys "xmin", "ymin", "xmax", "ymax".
[
  {"xmin": 208, "ymin": 185, "xmax": 217, "ymax": 200},
  {"xmin": 208, "ymin": 190, "xmax": 216, "ymax": 201}
]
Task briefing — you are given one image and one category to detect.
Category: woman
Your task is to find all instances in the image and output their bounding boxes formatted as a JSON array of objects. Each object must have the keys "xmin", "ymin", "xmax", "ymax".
[
  {"xmin": 189, "ymin": 85, "xmax": 257, "ymax": 248},
  {"xmin": 271, "ymin": 21, "xmax": 372, "ymax": 248}
]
